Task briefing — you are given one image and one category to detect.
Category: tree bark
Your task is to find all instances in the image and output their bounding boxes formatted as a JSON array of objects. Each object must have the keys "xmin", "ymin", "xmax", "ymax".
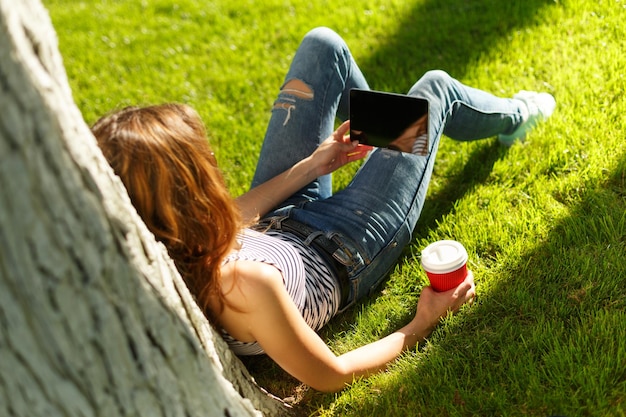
[{"xmin": 0, "ymin": 0, "xmax": 291, "ymax": 415}]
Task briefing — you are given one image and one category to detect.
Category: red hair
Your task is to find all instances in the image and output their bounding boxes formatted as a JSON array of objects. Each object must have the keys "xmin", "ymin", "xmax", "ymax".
[{"xmin": 92, "ymin": 104, "xmax": 241, "ymax": 322}]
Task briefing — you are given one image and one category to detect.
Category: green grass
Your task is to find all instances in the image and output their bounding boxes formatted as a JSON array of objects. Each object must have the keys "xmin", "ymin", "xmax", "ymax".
[{"xmin": 43, "ymin": 0, "xmax": 626, "ymax": 415}]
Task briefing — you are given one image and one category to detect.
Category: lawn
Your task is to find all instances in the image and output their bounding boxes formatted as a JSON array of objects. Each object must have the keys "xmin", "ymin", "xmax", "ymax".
[{"xmin": 43, "ymin": 0, "xmax": 626, "ymax": 415}]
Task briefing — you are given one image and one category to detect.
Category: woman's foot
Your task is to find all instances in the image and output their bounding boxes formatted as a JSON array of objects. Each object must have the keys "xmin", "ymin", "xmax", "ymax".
[{"xmin": 498, "ymin": 90, "xmax": 556, "ymax": 146}]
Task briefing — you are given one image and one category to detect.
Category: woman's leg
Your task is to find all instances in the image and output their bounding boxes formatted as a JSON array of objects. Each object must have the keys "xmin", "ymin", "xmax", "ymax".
[
  {"xmin": 290, "ymin": 70, "xmax": 528, "ymax": 307},
  {"xmin": 407, "ymin": 70, "xmax": 525, "ymax": 142},
  {"xmin": 251, "ymin": 27, "xmax": 369, "ymax": 203}
]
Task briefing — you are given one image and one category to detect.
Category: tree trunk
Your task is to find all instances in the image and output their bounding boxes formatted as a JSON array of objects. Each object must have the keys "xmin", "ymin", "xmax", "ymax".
[{"xmin": 0, "ymin": 0, "xmax": 291, "ymax": 415}]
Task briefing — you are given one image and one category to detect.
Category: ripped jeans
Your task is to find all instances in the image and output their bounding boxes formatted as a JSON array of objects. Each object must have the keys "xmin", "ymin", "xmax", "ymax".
[{"xmin": 251, "ymin": 27, "xmax": 526, "ymax": 310}]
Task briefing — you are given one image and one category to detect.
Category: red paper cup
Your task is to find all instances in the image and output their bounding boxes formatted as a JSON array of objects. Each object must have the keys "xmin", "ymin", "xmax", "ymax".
[{"xmin": 421, "ymin": 240, "xmax": 468, "ymax": 292}]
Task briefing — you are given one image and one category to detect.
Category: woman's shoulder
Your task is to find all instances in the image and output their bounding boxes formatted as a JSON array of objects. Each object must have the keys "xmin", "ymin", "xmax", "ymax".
[
  {"xmin": 220, "ymin": 259, "xmax": 284, "ymax": 307},
  {"xmin": 218, "ymin": 258, "xmax": 295, "ymax": 343}
]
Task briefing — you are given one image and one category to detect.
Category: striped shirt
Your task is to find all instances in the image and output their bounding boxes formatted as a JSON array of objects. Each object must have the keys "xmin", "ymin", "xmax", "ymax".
[{"xmin": 220, "ymin": 228, "xmax": 341, "ymax": 355}]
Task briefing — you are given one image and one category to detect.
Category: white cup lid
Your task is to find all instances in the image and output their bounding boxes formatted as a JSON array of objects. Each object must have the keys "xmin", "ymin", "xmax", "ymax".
[{"xmin": 421, "ymin": 240, "xmax": 468, "ymax": 273}]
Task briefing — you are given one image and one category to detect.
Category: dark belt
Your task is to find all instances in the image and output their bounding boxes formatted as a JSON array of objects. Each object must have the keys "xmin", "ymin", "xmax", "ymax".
[{"xmin": 266, "ymin": 218, "xmax": 351, "ymax": 308}]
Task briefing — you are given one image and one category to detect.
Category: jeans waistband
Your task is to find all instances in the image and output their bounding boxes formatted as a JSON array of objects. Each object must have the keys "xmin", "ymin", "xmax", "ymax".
[{"xmin": 261, "ymin": 218, "xmax": 350, "ymax": 308}]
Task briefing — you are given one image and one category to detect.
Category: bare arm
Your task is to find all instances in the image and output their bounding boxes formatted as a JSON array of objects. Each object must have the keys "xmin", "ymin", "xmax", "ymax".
[
  {"xmin": 235, "ymin": 121, "xmax": 372, "ymax": 223},
  {"xmin": 218, "ymin": 261, "xmax": 476, "ymax": 392}
]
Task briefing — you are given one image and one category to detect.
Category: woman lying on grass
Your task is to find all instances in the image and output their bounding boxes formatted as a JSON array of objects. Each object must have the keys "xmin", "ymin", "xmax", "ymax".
[{"xmin": 93, "ymin": 27, "xmax": 555, "ymax": 392}]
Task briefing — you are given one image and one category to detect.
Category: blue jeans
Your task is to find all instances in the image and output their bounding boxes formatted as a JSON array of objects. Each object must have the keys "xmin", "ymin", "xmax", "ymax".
[{"xmin": 252, "ymin": 27, "xmax": 525, "ymax": 310}]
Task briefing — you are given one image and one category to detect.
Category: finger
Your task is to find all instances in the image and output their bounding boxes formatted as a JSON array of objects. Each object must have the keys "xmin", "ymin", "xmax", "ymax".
[
  {"xmin": 334, "ymin": 120, "xmax": 351, "ymax": 140},
  {"xmin": 355, "ymin": 143, "xmax": 374, "ymax": 152},
  {"xmin": 451, "ymin": 278, "xmax": 476, "ymax": 307},
  {"xmin": 460, "ymin": 272, "xmax": 477, "ymax": 304},
  {"xmin": 453, "ymin": 280, "xmax": 473, "ymax": 297}
]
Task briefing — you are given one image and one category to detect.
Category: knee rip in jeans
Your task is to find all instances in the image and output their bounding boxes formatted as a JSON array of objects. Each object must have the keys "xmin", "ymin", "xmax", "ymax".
[{"xmin": 273, "ymin": 79, "xmax": 314, "ymax": 125}]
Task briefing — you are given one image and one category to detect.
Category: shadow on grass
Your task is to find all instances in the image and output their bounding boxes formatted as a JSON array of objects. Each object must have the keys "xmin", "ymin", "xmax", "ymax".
[
  {"xmin": 359, "ymin": 0, "xmax": 556, "ymax": 90},
  {"xmin": 414, "ymin": 139, "xmax": 506, "ymax": 234},
  {"xmin": 334, "ymin": 155, "xmax": 626, "ymax": 416}
]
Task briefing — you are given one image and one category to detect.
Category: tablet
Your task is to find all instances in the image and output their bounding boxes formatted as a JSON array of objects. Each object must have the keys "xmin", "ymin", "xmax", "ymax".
[{"xmin": 349, "ymin": 89, "xmax": 429, "ymax": 155}]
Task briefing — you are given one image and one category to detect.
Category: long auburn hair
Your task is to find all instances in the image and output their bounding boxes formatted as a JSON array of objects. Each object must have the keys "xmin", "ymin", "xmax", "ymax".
[{"xmin": 92, "ymin": 103, "xmax": 241, "ymax": 321}]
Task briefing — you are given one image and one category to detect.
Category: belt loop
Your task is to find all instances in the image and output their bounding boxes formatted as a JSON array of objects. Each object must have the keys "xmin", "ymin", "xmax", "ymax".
[{"xmin": 303, "ymin": 231, "xmax": 324, "ymax": 246}]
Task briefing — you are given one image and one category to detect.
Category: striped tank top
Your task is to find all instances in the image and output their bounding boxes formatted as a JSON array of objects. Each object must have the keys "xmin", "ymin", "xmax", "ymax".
[{"xmin": 220, "ymin": 228, "xmax": 341, "ymax": 355}]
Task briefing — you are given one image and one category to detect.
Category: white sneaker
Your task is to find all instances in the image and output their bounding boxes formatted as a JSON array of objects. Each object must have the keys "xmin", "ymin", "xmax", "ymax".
[{"xmin": 498, "ymin": 90, "xmax": 556, "ymax": 146}]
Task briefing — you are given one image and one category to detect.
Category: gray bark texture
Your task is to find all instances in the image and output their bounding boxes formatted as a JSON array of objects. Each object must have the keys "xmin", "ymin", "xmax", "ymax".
[{"xmin": 0, "ymin": 0, "xmax": 291, "ymax": 415}]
